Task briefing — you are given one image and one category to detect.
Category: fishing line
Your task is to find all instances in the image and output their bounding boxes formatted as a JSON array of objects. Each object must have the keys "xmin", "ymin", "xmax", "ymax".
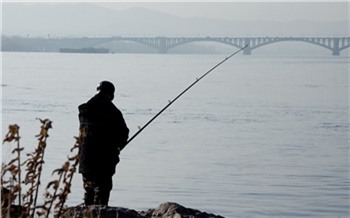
[{"xmin": 121, "ymin": 45, "xmax": 248, "ymax": 151}]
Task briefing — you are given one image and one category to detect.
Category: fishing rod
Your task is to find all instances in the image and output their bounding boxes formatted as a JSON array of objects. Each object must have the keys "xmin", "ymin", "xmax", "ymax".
[{"xmin": 121, "ymin": 45, "xmax": 248, "ymax": 151}]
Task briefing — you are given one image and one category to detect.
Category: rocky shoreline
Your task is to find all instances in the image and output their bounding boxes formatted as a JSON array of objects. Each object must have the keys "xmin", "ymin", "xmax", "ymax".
[{"xmin": 61, "ymin": 202, "xmax": 225, "ymax": 218}]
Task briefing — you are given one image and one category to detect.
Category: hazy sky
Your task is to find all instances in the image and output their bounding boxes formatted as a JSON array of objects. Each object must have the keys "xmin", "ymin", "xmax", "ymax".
[
  {"xmin": 3, "ymin": 1, "xmax": 349, "ymax": 22},
  {"xmin": 92, "ymin": 2, "xmax": 349, "ymax": 22}
]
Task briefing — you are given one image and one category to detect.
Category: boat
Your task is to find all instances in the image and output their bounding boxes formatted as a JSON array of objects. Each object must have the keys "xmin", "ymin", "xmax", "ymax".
[{"xmin": 59, "ymin": 47, "xmax": 109, "ymax": 53}]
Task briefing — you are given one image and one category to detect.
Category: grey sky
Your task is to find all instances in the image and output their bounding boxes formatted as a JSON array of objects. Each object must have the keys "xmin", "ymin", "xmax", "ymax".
[
  {"xmin": 91, "ymin": 2, "xmax": 349, "ymax": 22},
  {"xmin": 3, "ymin": 1, "xmax": 349, "ymax": 22}
]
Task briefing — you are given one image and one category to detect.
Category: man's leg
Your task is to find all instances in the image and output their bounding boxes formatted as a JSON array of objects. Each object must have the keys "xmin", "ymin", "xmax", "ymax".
[
  {"xmin": 94, "ymin": 176, "xmax": 113, "ymax": 206},
  {"xmin": 82, "ymin": 173, "xmax": 96, "ymax": 206}
]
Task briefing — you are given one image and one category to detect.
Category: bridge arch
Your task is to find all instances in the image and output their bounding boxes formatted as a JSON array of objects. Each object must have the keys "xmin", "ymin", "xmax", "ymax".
[
  {"xmin": 165, "ymin": 37, "xmax": 243, "ymax": 52},
  {"xmin": 252, "ymin": 40, "xmax": 330, "ymax": 55},
  {"xmin": 166, "ymin": 40, "xmax": 240, "ymax": 53},
  {"xmin": 89, "ymin": 37, "xmax": 161, "ymax": 52},
  {"xmin": 251, "ymin": 38, "xmax": 331, "ymax": 52},
  {"xmin": 246, "ymin": 37, "xmax": 349, "ymax": 56}
]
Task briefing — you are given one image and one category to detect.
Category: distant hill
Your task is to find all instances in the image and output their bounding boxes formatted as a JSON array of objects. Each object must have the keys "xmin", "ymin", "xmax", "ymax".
[{"xmin": 2, "ymin": 3, "xmax": 348, "ymax": 37}]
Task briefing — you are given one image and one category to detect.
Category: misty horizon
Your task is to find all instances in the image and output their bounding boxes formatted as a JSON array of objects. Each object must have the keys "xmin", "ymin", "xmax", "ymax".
[{"xmin": 2, "ymin": 2, "xmax": 349, "ymax": 38}]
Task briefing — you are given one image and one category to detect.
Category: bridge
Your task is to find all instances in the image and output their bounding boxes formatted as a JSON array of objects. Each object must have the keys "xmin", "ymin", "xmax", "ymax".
[{"xmin": 47, "ymin": 36, "xmax": 350, "ymax": 55}]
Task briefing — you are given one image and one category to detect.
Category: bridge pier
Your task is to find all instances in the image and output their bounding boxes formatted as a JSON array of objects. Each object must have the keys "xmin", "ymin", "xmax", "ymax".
[
  {"xmin": 332, "ymin": 38, "xmax": 340, "ymax": 56},
  {"xmin": 243, "ymin": 47, "xmax": 251, "ymax": 55},
  {"xmin": 158, "ymin": 37, "xmax": 167, "ymax": 54},
  {"xmin": 158, "ymin": 48, "xmax": 167, "ymax": 54},
  {"xmin": 243, "ymin": 38, "xmax": 251, "ymax": 55},
  {"xmin": 332, "ymin": 49, "xmax": 340, "ymax": 56}
]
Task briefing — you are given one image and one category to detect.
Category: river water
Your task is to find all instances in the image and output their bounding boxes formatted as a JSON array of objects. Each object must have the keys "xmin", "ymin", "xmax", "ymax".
[{"xmin": 1, "ymin": 51, "xmax": 349, "ymax": 217}]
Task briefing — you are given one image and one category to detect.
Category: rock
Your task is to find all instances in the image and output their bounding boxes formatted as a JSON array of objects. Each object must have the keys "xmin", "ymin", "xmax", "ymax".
[
  {"xmin": 61, "ymin": 204, "xmax": 143, "ymax": 218},
  {"xmin": 61, "ymin": 202, "xmax": 224, "ymax": 218}
]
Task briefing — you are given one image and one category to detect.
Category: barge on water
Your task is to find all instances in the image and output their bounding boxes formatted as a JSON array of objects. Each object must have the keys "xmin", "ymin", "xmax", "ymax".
[{"xmin": 59, "ymin": 47, "xmax": 109, "ymax": 54}]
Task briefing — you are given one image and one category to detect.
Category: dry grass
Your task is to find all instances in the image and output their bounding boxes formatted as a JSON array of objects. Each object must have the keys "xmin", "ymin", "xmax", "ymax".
[{"xmin": 1, "ymin": 119, "xmax": 84, "ymax": 218}]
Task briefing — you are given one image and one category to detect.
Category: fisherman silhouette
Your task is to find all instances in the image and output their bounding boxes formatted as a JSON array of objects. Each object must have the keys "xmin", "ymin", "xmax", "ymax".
[{"xmin": 78, "ymin": 81, "xmax": 129, "ymax": 206}]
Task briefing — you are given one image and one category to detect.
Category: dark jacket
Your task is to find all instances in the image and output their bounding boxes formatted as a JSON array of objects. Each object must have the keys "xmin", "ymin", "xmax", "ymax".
[{"xmin": 78, "ymin": 93, "xmax": 129, "ymax": 176}]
